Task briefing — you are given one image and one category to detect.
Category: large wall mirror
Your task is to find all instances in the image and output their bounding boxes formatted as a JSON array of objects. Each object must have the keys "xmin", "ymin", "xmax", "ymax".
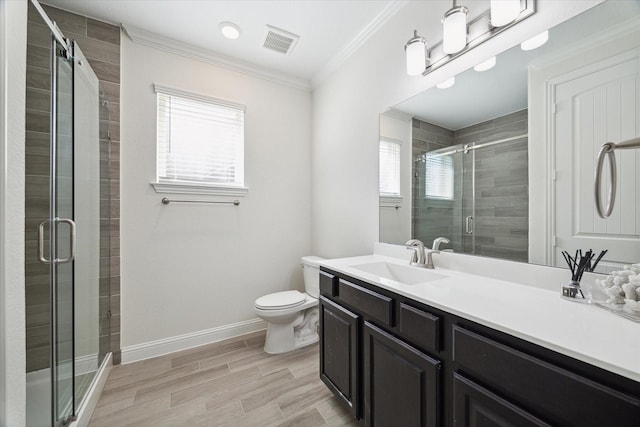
[{"xmin": 380, "ymin": 0, "xmax": 640, "ymax": 273}]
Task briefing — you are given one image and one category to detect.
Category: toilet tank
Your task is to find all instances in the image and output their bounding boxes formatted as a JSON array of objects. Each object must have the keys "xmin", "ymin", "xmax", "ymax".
[{"xmin": 301, "ymin": 256, "xmax": 323, "ymax": 298}]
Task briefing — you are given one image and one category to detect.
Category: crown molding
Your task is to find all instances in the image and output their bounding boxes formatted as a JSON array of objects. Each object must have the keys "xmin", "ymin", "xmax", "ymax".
[
  {"xmin": 311, "ymin": 0, "xmax": 409, "ymax": 89},
  {"xmin": 382, "ymin": 108, "xmax": 413, "ymax": 122},
  {"xmin": 122, "ymin": 24, "xmax": 311, "ymax": 92}
]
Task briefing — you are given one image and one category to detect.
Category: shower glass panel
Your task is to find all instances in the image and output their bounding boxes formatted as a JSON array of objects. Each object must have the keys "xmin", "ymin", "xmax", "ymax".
[
  {"xmin": 413, "ymin": 146, "xmax": 464, "ymax": 252},
  {"xmin": 52, "ymin": 39, "xmax": 75, "ymax": 426},
  {"xmin": 465, "ymin": 138, "xmax": 529, "ymax": 262},
  {"xmin": 413, "ymin": 136, "xmax": 528, "ymax": 262},
  {"xmin": 72, "ymin": 41, "xmax": 102, "ymax": 409}
]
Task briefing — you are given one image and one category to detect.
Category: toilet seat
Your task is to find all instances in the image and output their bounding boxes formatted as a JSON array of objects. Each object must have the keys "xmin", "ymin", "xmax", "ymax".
[{"xmin": 255, "ymin": 290, "xmax": 306, "ymax": 310}]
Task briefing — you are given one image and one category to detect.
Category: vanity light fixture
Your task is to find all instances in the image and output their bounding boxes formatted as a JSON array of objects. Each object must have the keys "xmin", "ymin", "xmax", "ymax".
[
  {"xmin": 473, "ymin": 56, "xmax": 496, "ymax": 72},
  {"xmin": 490, "ymin": 0, "xmax": 521, "ymax": 27},
  {"xmin": 405, "ymin": 30, "xmax": 428, "ymax": 76},
  {"xmin": 219, "ymin": 21, "xmax": 241, "ymax": 40},
  {"xmin": 405, "ymin": 0, "xmax": 534, "ymax": 77},
  {"xmin": 521, "ymin": 30, "xmax": 549, "ymax": 50},
  {"xmin": 442, "ymin": 3, "xmax": 468, "ymax": 54},
  {"xmin": 437, "ymin": 77, "xmax": 456, "ymax": 89}
]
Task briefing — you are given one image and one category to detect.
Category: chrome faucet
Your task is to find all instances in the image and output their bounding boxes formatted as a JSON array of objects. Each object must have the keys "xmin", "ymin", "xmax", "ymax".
[{"xmin": 405, "ymin": 239, "xmax": 427, "ymax": 268}]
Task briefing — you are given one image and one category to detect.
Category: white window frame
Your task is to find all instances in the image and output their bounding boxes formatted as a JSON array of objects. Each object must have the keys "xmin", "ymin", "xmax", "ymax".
[
  {"xmin": 379, "ymin": 137, "xmax": 403, "ymax": 205},
  {"xmin": 150, "ymin": 84, "xmax": 248, "ymax": 196}
]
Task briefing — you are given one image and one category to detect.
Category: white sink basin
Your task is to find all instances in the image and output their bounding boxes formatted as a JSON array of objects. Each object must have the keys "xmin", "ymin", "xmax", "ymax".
[{"xmin": 349, "ymin": 261, "xmax": 447, "ymax": 285}]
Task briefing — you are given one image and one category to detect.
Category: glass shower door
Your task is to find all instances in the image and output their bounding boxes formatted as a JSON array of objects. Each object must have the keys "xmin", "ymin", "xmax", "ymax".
[
  {"xmin": 463, "ymin": 137, "xmax": 529, "ymax": 262},
  {"xmin": 415, "ymin": 146, "xmax": 464, "ymax": 252},
  {"xmin": 52, "ymin": 39, "xmax": 76, "ymax": 426}
]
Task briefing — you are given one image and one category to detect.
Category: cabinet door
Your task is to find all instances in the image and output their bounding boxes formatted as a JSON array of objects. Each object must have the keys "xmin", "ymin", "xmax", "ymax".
[
  {"xmin": 320, "ymin": 296, "xmax": 360, "ymax": 418},
  {"xmin": 364, "ymin": 321, "xmax": 440, "ymax": 427},
  {"xmin": 453, "ymin": 373, "xmax": 551, "ymax": 427}
]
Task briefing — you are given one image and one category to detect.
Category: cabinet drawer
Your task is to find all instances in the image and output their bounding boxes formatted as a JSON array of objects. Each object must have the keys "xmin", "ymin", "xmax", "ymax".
[
  {"xmin": 319, "ymin": 271, "xmax": 337, "ymax": 297},
  {"xmin": 453, "ymin": 326, "xmax": 640, "ymax": 427},
  {"xmin": 338, "ymin": 279, "xmax": 393, "ymax": 326},
  {"xmin": 453, "ymin": 373, "xmax": 551, "ymax": 427},
  {"xmin": 399, "ymin": 302, "xmax": 440, "ymax": 353}
]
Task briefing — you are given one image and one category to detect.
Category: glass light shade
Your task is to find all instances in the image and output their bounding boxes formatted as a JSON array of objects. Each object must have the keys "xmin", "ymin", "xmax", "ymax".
[
  {"xmin": 219, "ymin": 22, "xmax": 241, "ymax": 39},
  {"xmin": 437, "ymin": 77, "xmax": 455, "ymax": 89},
  {"xmin": 405, "ymin": 31, "xmax": 427, "ymax": 76},
  {"xmin": 442, "ymin": 7, "xmax": 468, "ymax": 54},
  {"xmin": 490, "ymin": 0, "xmax": 521, "ymax": 27},
  {"xmin": 521, "ymin": 30, "xmax": 549, "ymax": 51},
  {"xmin": 474, "ymin": 56, "xmax": 496, "ymax": 72}
]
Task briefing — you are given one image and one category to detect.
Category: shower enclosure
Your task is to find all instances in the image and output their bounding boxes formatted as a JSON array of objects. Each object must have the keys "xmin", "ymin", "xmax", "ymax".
[
  {"xmin": 413, "ymin": 133, "xmax": 529, "ymax": 263},
  {"xmin": 25, "ymin": 1, "xmax": 111, "ymax": 425}
]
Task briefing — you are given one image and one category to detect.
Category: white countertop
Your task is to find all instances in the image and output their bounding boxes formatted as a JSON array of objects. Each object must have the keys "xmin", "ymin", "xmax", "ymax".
[{"xmin": 319, "ymin": 252, "xmax": 640, "ymax": 383}]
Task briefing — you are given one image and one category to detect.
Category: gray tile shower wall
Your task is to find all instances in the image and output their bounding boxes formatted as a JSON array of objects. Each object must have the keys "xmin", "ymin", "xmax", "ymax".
[
  {"xmin": 456, "ymin": 110, "xmax": 528, "ymax": 262},
  {"xmin": 412, "ymin": 110, "xmax": 528, "ymax": 262},
  {"xmin": 25, "ymin": 3, "xmax": 121, "ymax": 372}
]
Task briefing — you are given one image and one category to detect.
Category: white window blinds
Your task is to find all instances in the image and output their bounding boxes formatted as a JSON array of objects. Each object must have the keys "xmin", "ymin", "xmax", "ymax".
[
  {"xmin": 425, "ymin": 153, "xmax": 454, "ymax": 200},
  {"xmin": 156, "ymin": 86, "xmax": 245, "ymax": 187},
  {"xmin": 379, "ymin": 139, "xmax": 401, "ymax": 196}
]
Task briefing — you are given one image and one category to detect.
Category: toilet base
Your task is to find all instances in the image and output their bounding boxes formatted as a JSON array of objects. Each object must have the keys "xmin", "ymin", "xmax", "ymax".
[{"xmin": 263, "ymin": 307, "xmax": 319, "ymax": 354}]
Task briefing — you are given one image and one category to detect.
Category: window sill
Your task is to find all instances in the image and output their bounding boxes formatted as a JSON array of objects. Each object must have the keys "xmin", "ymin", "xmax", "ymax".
[
  {"xmin": 380, "ymin": 195, "xmax": 403, "ymax": 206},
  {"xmin": 150, "ymin": 181, "xmax": 249, "ymax": 197}
]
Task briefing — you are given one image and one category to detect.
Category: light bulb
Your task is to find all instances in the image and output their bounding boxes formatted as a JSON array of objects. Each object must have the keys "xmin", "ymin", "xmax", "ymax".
[
  {"xmin": 437, "ymin": 77, "xmax": 455, "ymax": 89},
  {"xmin": 442, "ymin": 7, "xmax": 468, "ymax": 55},
  {"xmin": 474, "ymin": 56, "xmax": 496, "ymax": 72},
  {"xmin": 405, "ymin": 30, "xmax": 427, "ymax": 76},
  {"xmin": 521, "ymin": 31, "xmax": 549, "ymax": 51},
  {"xmin": 490, "ymin": 0, "xmax": 520, "ymax": 27}
]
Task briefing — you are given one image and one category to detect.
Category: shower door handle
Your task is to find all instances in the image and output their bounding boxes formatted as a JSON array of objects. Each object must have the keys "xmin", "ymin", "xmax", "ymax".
[
  {"xmin": 38, "ymin": 220, "xmax": 52, "ymax": 264},
  {"xmin": 55, "ymin": 218, "xmax": 76, "ymax": 264},
  {"xmin": 39, "ymin": 218, "xmax": 76, "ymax": 264},
  {"xmin": 465, "ymin": 216, "xmax": 473, "ymax": 235}
]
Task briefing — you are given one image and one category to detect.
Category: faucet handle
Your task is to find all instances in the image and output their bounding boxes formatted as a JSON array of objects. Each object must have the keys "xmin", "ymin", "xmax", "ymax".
[{"xmin": 432, "ymin": 237, "xmax": 450, "ymax": 251}]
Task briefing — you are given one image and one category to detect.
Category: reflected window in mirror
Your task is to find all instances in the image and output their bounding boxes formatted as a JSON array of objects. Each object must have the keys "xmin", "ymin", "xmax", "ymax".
[
  {"xmin": 379, "ymin": 138, "xmax": 402, "ymax": 198},
  {"xmin": 425, "ymin": 153, "xmax": 454, "ymax": 200}
]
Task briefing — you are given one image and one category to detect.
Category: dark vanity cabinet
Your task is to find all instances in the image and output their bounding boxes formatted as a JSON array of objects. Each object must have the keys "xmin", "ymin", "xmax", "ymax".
[
  {"xmin": 319, "ymin": 270, "xmax": 442, "ymax": 427},
  {"xmin": 319, "ymin": 296, "xmax": 360, "ymax": 418},
  {"xmin": 319, "ymin": 267, "xmax": 640, "ymax": 427}
]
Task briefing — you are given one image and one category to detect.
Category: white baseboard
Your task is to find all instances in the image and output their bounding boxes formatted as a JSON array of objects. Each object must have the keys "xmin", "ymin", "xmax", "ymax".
[{"xmin": 121, "ymin": 318, "xmax": 267, "ymax": 364}]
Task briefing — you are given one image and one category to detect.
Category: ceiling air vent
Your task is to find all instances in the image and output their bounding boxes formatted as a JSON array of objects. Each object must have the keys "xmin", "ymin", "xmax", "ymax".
[{"xmin": 261, "ymin": 25, "xmax": 299, "ymax": 55}]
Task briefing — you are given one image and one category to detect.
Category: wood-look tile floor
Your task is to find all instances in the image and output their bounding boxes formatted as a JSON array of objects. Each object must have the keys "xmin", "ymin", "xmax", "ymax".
[{"xmin": 88, "ymin": 331, "xmax": 359, "ymax": 427}]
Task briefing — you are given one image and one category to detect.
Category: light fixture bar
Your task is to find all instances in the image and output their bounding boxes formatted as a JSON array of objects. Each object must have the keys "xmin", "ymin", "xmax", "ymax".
[{"xmin": 423, "ymin": 0, "xmax": 533, "ymax": 76}]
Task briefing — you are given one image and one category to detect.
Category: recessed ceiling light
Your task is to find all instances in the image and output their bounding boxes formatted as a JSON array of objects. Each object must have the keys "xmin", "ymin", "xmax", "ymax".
[
  {"xmin": 437, "ymin": 77, "xmax": 455, "ymax": 89},
  {"xmin": 521, "ymin": 31, "xmax": 549, "ymax": 51},
  {"xmin": 219, "ymin": 22, "xmax": 241, "ymax": 40},
  {"xmin": 474, "ymin": 56, "xmax": 496, "ymax": 72}
]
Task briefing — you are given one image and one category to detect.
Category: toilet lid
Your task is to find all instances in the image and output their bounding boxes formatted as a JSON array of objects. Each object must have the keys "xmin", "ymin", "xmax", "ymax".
[{"xmin": 255, "ymin": 290, "xmax": 306, "ymax": 310}]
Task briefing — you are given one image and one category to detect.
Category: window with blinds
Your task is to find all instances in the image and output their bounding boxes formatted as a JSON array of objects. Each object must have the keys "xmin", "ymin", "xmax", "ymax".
[
  {"xmin": 379, "ymin": 138, "xmax": 401, "ymax": 196},
  {"xmin": 425, "ymin": 152, "xmax": 454, "ymax": 200},
  {"xmin": 156, "ymin": 86, "xmax": 245, "ymax": 188}
]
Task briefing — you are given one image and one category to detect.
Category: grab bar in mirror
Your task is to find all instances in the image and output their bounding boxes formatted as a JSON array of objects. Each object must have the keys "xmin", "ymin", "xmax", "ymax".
[{"xmin": 594, "ymin": 136, "xmax": 640, "ymax": 218}]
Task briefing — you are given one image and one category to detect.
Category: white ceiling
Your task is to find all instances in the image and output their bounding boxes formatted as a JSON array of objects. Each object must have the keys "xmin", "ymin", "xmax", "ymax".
[{"xmin": 44, "ymin": 0, "xmax": 404, "ymax": 86}]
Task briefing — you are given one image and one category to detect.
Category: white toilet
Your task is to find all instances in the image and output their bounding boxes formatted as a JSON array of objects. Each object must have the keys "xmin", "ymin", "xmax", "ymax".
[{"xmin": 254, "ymin": 256, "xmax": 322, "ymax": 354}]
